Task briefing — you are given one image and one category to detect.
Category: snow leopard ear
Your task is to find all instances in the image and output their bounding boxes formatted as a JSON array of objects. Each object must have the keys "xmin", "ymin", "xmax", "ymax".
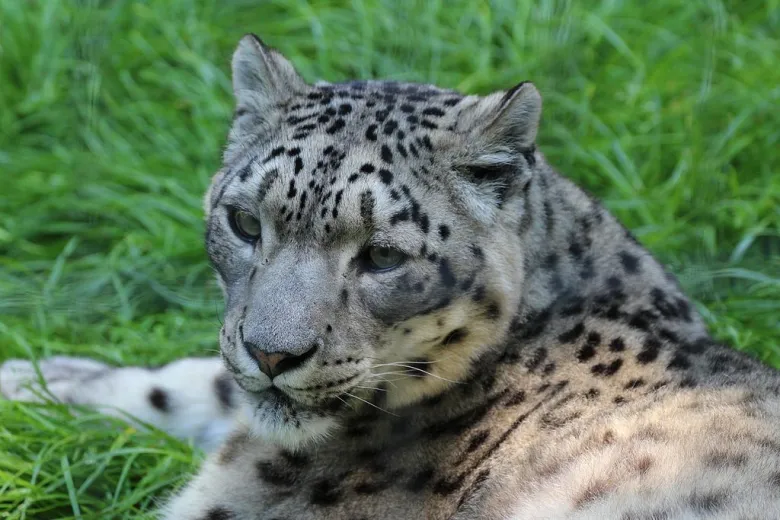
[
  {"xmin": 468, "ymin": 81, "xmax": 542, "ymax": 165},
  {"xmin": 229, "ymin": 35, "xmax": 308, "ymax": 139},
  {"xmin": 467, "ymin": 81, "xmax": 542, "ymax": 152},
  {"xmin": 457, "ymin": 82, "xmax": 541, "ymax": 176},
  {"xmin": 451, "ymin": 82, "xmax": 541, "ymax": 215}
]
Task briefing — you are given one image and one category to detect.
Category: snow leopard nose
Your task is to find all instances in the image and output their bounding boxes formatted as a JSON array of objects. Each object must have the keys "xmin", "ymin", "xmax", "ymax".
[{"xmin": 245, "ymin": 342, "xmax": 318, "ymax": 379}]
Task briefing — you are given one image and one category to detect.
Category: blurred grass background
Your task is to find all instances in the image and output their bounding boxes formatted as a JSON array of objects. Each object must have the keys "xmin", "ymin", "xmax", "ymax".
[{"xmin": 0, "ymin": 0, "xmax": 778, "ymax": 517}]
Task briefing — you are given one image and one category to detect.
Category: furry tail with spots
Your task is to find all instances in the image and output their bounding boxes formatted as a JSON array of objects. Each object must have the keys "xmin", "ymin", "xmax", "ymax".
[{"xmin": 0, "ymin": 356, "xmax": 242, "ymax": 451}]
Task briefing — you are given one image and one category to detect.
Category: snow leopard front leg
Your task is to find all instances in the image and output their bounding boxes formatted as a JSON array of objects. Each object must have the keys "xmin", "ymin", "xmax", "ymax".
[{"xmin": 0, "ymin": 355, "xmax": 242, "ymax": 451}]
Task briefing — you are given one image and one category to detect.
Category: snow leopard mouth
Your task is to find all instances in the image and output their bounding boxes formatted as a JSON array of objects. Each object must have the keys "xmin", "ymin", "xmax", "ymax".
[{"xmin": 247, "ymin": 386, "xmax": 344, "ymax": 416}]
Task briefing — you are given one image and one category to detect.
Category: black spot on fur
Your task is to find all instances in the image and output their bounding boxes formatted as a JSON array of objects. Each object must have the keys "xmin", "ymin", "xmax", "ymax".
[
  {"xmin": 433, "ymin": 474, "xmax": 466, "ymax": 495},
  {"xmin": 577, "ymin": 345, "xmax": 596, "ymax": 362},
  {"xmin": 263, "ymin": 146, "xmax": 286, "ymax": 163},
  {"xmin": 636, "ymin": 337, "xmax": 662, "ymax": 364},
  {"xmin": 627, "ymin": 309, "xmax": 654, "ymax": 332},
  {"xmin": 438, "ymin": 258, "xmax": 456, "ymax": 287},
  {"xmin": 381, "ymin": 144, "xmax": 393, "ymax": 164},
  {"xmin": 383, "ymin": 119, "xmax": 399, "ymax": 136},
  {"xmin": 624, "ymin": 378, "xmax": 645, "ymax": 390},
  {"xmin": 286, "ymin": 179, "xmax": 297, "ymax": 199},
  {"xmin": 558, "ymin": 322, "xmax": 585, "ymax": 343},
  {"xmin": 506, "ymin": 390, "xmax": 526, "ymax": 406},
  {"xmin": 577, "ymin": 332, "xmax": 601, "ymax": 361},
  {"xmin": 606, "ymin": 276, "xmax": 623, "ymax": 290},
  {"xmin": 257, "ymin": 168, "xmax": 280, "ymax": 201},
  {"xmin": 422, "ymin": 107, "xmax": 445, "ymax": 117},
  {"xmin": 667, "ymin": 353, "xmax": 691, "ymax": 370},
  {"xmin": 688, "ymin": 491, "xmax": 726, "ymax": 513},
  {"xmin": 591, "ymin": 358, "xmax": 623, "ymax": 377},
  {"xmin": 609, "ymin": 337, "xmax": 626, "ymax": 352},
  {"xmin": 419, "ymin": 214, "xmax": 430, "ymax": 234},
  {"xmin": 280, "ymin": 449, "xmax": 309, "ymax": 468},
  {"xmin": 202, "ymin": 507, "xmax": 233, "ymax": 520},
  {"xmin": 484, "ymin": 301, "xmax": 501, "ymax": 320},
  {"xmin": 569, "ymin": 240, "xmax": 584, "ymax": 259},
  {"xmin": 438, "ymin": 225, "xmax": 451, "ymax": 241},
  {"xmin": 391, "ymin": 208, "xmax": 410, "ymax": 225},
  {"xmin": 256, "ymin": 460, "xmax": 297, "ymax": 486},
  {"xmin": 310, "ymin": 479, "xmax": 342, "ymax": 506},
  {"xmin": 326, "ymin": 118, "xmax": 346, "ymax": 134},
  {"xmin": 675, "ymin": 297, "xmax": 693, "ymax": 322},
  {"xmin": 360, "ymin": 190, "xmax": 375, "ymax": 227},
  {"xmin": 148, "ymin": 387, "xmax": 169, "ymax": 412},
  {"xmin": 466, "ymin": 430, "xmax": 490, "ymax": 452},
  {"xmin": 378, "ymin": 169, "xmax": 393, "ymax": 185},
  {"xmin": 704, "ymin": 451, "xmax": 747, "ymax": 468},
  {"xmin": 619, "ymin": 251, "xmax": 641, "ymax": 274},
  {"xmin": 214, "ymin": 374, "xmax": 234, "ymax": 411}
]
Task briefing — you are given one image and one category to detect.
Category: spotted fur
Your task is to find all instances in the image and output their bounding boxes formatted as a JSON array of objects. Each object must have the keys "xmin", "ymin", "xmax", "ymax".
[{"xmin": 3, "ymin": 35, "xmax": 780, "ymax": 519}]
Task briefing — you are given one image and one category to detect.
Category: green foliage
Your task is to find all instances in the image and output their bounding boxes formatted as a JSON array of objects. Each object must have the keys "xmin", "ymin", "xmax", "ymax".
[{"xmin": 0, "ymin": 0, "xmax": 777, "ymax": 517}]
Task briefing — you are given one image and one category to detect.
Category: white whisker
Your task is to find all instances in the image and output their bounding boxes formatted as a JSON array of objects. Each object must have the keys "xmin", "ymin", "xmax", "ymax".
[
  {"xmin": 354, "ymin": 385, "xmax": 387, "ymax": 392},
  {"xmin": 336, "ymin": 395, "xmax": 354, "ymax": 410},
  {"xmin": 368, "ymin": 371, "xmax": 417, "ymax": 378},
  {"xmin": 371, "ymin": 360, "xmax": 440, "ymax": 368},
  {"xmin": 383, "ymin": 364, "xmax": 463, "ymax": 384},
  {"xmin": 363, "ymin": 376, "xmax": 400, "ymax": 388},
  {"xmin": 344, "ymin": 392, "xmax": 399, "ymax": 416}
]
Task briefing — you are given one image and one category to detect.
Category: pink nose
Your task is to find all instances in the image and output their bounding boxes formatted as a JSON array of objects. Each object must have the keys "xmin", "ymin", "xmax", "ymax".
[
  {"xmin": 253, "ymin": 351, "xmax": 288, "ymax": 379},
  {"xmin": 245, "ymin": 343, "xmax": 318, "ymax": 379}
]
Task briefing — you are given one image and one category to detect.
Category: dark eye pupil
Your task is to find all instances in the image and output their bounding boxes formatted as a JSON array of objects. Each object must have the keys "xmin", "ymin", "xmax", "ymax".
[
  {"xmin": 367, "ymin": 246, "xmax": 403, "ymax": 271},
  {"xmin": 232, "ymin": 210, "xmax": 261, "ymax": 241}
]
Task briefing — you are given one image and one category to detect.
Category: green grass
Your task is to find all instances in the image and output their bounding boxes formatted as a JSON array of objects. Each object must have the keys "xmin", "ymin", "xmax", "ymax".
[{"xmin": 0, "ymin": 0, "xmax": 778, "ymax": 517}]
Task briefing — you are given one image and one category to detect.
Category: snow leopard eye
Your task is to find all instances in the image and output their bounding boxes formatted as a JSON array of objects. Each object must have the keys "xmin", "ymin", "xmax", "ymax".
[
  {"xmin": 364, "ymin": 246, "xmax": 406, "ymax": 271},
  {"xmin": 229, "ymin": 208, "xmax": 262, "ymax": 242}
]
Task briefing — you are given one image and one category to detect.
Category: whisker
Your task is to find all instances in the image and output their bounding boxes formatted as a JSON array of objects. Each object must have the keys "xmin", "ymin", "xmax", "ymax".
[
  {"xmin": 344, "ymin": 392, "xmax": 399, "ymax": 416},
  {"xmin": 354, "ymin": 385, "xmax": 387, "ymax": 392},
  {"xmin": 363, "ymin": 376, "xmax": 400, "ymax": 388},
  {"xmin": 336, "ymin": 395, "xmax": 354, "ymax": 410},
  {"xmin": 371, "ymin": 360, "xmax": 440, "ymax": 367},
  {"xmin": 382, "ymin": 364, "xmax": 463, "ymax": 384},
  {"xmin": 369, "ymin": 371, "xmax": 417, "ymax": 378},
  {"xmin": 368, "ymin": 351, "xmax": 470, "ymax": 371}
]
